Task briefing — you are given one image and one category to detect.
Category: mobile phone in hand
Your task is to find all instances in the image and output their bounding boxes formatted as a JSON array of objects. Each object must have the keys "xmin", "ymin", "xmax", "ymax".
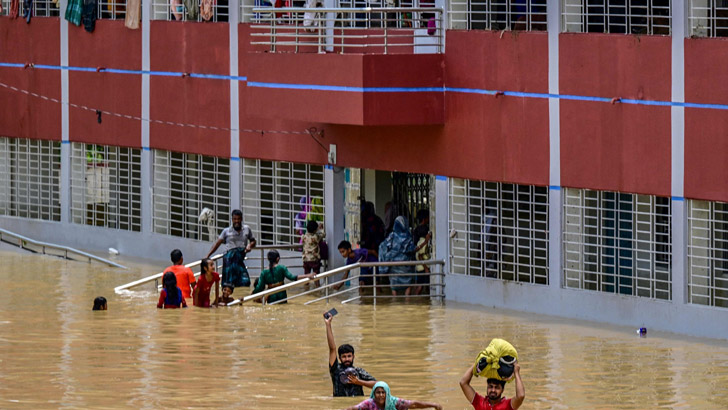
[{"xmin": 324, "ymin": 308, "xmax": 338, "ymax": 319}]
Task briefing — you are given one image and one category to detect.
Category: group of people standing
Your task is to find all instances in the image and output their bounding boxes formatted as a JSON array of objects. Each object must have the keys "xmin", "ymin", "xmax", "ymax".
[{"xmin": 338, "ymin": 203, "xmax": 433, "ymax": 296}]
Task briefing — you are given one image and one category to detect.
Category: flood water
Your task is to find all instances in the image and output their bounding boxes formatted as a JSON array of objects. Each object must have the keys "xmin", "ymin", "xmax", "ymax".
[{"xmin": 2, "ymin": 249, "xmax": 728, "ymax": 409}]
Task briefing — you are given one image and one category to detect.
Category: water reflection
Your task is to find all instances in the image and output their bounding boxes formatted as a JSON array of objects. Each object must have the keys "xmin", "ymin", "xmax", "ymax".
[{"xmin": 1, "ymin": 250, "xmax": 728, "ymax": 409}]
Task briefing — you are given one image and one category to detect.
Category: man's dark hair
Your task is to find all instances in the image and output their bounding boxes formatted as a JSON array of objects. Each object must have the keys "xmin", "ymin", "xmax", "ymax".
[
  {"xmin": 92, "ymin": 296, "xmax": 107, "ymax": 311},
  {"xmin": 338, "ymin": 344, "xmax": 355, "ymax": 356},
  {"xmin": 416, "ymin": 209, "xmax": 429, "ymax": 223},
  {"xmin": 170, "ymin": 249, "xmax": 183, "ymax": 264},
  {"xmin": 231, "ymin": 209, "xmax": 243, "ymax": 218},
  {"xmin": 337, "ymin": 240, "xmax": 352, "ymax": 251},
  {"xmin": 486, "ymin": 378, "xmax": 506, "ymax": 388}
]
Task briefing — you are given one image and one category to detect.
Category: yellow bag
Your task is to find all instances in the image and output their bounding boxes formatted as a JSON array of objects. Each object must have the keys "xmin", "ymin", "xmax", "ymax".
[{"xmin": 473, "ymin": 338, "xmax": 518, "ymax": 382}]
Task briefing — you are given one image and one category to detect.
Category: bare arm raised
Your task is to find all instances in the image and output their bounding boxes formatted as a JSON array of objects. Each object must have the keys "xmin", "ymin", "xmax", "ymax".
[
  {"xmin": 510, "ymin": 361, "xmax": 525, "ymax": 410},
  {"xmin": 325, "ymin": 313, "xmax": 337, "ymax": 367},
  {"xmin": 459, "ymin": 364, "xmax": 477, "ymax": 404}
]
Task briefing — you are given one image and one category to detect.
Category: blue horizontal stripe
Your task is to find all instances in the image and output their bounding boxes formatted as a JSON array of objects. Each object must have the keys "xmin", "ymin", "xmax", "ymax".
[
  {"xmin": 549, "ymin": 185, "xmax": 561, "ymax": 191},
  {"xmin": 4, "ymin": 60, "xmax": 728, "ymax": 111},
  {"xmin": 672, "ymin": 196, "xmax": 685, "ymax": 201}
]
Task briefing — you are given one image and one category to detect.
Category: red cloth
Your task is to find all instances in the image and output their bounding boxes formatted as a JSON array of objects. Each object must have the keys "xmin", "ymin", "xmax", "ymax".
[
  {"xmin": 165, "ymin": 264, "xmax": 196, "ymax": 299},
  {"xmin": 9, "ymin": 0, "xmax": 19, "ymax": 18},
  {"xmin": 194, "ymin": 272, "xmax": 220, "ymax": 307},
  {"xmin": 157, "ymin": 288, "xmax": 188, "ymax": 309},
  {"xmin": 472, "ymin": 394, "xmax": 513, "ymax": 410}
]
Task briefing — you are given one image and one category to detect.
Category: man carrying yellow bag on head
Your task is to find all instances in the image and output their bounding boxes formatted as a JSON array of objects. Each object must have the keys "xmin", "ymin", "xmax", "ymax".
[
  {"xmin": 473, "ymin": 338, "xmax": 518, "ymax": 381},
  {"xmin": 459, "ymin": 338, "xmax": 525, "ymax": 410}
]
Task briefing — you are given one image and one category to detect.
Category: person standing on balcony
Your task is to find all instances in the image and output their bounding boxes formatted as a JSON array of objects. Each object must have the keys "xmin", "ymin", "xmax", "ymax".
[
  {"xmin": 165, "ymin": 249, "xmax": 196, "ymax": 300},
  {"xmin": 206, "ymin": 209, "xmax": 256, "ymax": 289}
]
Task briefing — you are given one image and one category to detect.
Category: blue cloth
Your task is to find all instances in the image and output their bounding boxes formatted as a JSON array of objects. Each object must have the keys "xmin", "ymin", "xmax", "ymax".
[
  {"xmin": 346, "ymin": 248, "xmax": 377, "ymax": 277},
  {"xmin": 378, "ymin": 216, "xmax": 415, "ymax": 290}
]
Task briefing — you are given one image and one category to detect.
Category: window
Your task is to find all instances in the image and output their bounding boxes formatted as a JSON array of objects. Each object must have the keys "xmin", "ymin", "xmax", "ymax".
[
  {"xmin": 0, "ymin": 137, "xmax": 61, "ymax": 222},
  {"xmin": 0, "ymin": 0, "xmax": 60, "ymax": 16},
  {"xmin": 563, "ymin": 188, "xmax": 671, "ymax": 300},
  {"xmin": 152, "ymin": 150, "xmax": 230, "ymax": 240},
  {"xmin": 689, "ymin": 0, "xmax": 728, "ymax": 37},
  {"xmin": 449, "ymin": 0, "xmax": 547, "ymax": 30},
  {"xmin": 450, "ymin": 179, "xmax": 549, "ymax": 284},
  {"xmin": 151, "ymin": 0, "xmax": 229, "ymax": 21},
  {"xmin": 241, "ymin": 159, "xmax": 325, "ymax": 245},
  {"xmin": 69, "ymin": 143, "xmax": 142, "ymax": 231},
  {"xmin": 688, "ymin": 200, "xmax": 728, "ymax": 308},
  {"xmin": 562, "ymin": 0, "xmax": 671, "ymax": 34},
  {"xmin": 97, "ymin": 0, "xmax": 127, "ymax": 19}
]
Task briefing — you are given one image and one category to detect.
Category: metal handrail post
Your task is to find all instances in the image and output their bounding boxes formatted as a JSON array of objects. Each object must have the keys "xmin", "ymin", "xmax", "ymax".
[{"xmin": 373, "ymin": 266, "xmax": 377, "ymax": 305}]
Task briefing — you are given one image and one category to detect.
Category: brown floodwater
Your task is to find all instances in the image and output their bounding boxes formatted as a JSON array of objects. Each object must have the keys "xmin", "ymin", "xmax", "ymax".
[{"xmin": 1, "ymin": 249, "xmax": 728, "ymax": 409}]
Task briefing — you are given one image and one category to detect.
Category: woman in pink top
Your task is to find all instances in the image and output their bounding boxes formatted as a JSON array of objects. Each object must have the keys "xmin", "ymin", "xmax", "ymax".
[{"xmin": 193, "ymin": 258, "xmax": 220, "ymax": 308}]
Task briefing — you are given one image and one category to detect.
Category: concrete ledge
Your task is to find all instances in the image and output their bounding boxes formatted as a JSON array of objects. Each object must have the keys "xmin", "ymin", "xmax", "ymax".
[{"xmin": 445, "ymin": 273, "xmax": 728, "ymax": 340}]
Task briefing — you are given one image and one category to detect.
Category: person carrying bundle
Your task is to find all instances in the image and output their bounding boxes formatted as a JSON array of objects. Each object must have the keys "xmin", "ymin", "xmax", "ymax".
[{"xmin": 459, "ymin": 339, "xmax": 525, "ymax": 410}]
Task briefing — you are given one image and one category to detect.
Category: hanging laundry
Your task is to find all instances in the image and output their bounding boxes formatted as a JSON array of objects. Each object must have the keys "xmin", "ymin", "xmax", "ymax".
[
  {"xmin": 22, "ymin": 0, "xmax": 32, "ymax": 23},
  {"xmin": 65, "ymin": 0, "xmax": 83, "ymax": 26},
  {"xmin": 9, "ymin": 0, "xmax": 19, "ymax": 18},
  {"xmin": 124, "ymin": 0, "xmax": 141, "ymax": 29},
  {"xmin": 183, "ymin": 0, "xmax": 198, "ymax": 21},
  {"xmin": 200, "ymin": 0, "xmax": 213, "ymax": 21},
  {"xmin": 81, "ymin": 0, "xmax": 97, "ymax": 32}
]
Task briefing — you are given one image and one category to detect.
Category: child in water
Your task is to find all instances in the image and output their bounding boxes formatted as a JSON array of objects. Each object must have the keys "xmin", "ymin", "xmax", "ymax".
[
  {"xmin": 193, "ymin": 258, "xmax": 220, "ymax": 308},
  {"xmin": 92, "ymin": 296, "xmax": 107, "ymax": 311},
  {"xmin": 157, "ymin": 271, "xmax": 188, "ymax": 309},
  {"xmin": 214, "ymin": 283, "xmax": 237, "ymax": 306}
]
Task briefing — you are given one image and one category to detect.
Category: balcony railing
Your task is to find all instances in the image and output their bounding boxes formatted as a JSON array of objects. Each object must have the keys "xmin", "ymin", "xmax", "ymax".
[{"xmin": 250, "ymin": 6, "xmax": 444, "ymax": 53}]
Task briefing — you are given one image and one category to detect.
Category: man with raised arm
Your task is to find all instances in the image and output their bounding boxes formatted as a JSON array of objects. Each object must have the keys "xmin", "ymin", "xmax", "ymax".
[
  {"xmin": 325, "ymin": 312, "xmax": 376, "ymax": 397},
  {"xmin": 459, "ymin": 361, "xmax": 525, "ymax": 410},
  {"xmin": 206, "ymin": 209, "xmax": 256, "ymax": 288}
]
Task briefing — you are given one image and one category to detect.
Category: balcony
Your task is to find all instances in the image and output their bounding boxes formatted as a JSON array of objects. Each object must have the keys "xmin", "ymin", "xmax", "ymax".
[{"xmin": 245, "ymin": 6, "xmax": 445, "ymax": 126}]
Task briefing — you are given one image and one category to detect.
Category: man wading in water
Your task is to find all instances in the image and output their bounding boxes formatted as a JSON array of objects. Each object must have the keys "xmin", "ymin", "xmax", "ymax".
[
  {"xmin": 325, "ymin": 312, "xmax": 376, "ymax": 396},
  {"xmin": 206, "ymin": 209, "xmax": 256, "ymax": 289},
  {"xmin": 460, "ymin": 361, "xmax": 525, "ymax": 410}
]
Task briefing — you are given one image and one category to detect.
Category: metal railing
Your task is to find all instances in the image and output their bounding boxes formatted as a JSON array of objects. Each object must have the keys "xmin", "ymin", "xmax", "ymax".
[
  {"xmin": 151, "ymin": 0, "xmax": 229, "ymax": 22},
  {"xmin": 0, "ymin": 227, "xmax": 127, "ymax": 269},
  {"xmin": 689, "ymin": 0, "xmax": 728, "ymax": 37},
  {"xmin": 250, "ymin": 7, "xmax": 444, "ymax": 54},
  {"xmin": 562, "ymin": 0, "xmax": 672, "ymax": 35},
  {"xmin": 229, "ymin": 259, "xmax": 445, "ymax": 305},
  {"xmin": 114, "ymin": 244, "xmax": 302, "ymax": 292},
  {"xmin": 449, "ymin": 0, "xmax": 547, "ymax": 31}
]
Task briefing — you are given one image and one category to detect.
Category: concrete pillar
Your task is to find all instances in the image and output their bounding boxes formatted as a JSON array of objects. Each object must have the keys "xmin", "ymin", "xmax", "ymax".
[
  {"xmin": 672, "ymin": 0, "xmax": 686, "ymax": 304},
  {"xmin": 141, "ymin": 0, "xmax": 153, "ymax": 233},
  {"xmin": 229, "ymin": 0, "xmax": 241, "ymax": 212},
  {"xmin": 325, "ymin": 165, "xmax": 346, "ymax": 270},
  {"xmin": 60, "ymin": 0, "xmax": 70, "ymax": 224},
  {"xmin": 547, "ymin": 0, "xmax": 562, "ymax": 288},
  {"xmin": 434, "ymin": 175, "xmax": 449, "ymax": 283}
]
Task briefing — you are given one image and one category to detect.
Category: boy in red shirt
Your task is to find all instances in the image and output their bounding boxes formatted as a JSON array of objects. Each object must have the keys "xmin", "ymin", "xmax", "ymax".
[{"xmin": 459, "ymin": 361, "xmax": 525, "ymax": 410}]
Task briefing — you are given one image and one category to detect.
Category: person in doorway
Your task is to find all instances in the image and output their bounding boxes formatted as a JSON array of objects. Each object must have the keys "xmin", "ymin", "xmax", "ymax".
[
  {"xmin": 157, "ymin": 272, "xmax": 188, "ymax": 309},
  {"xmin": 336, "ymin": 240, "xmax": 378, "ymax": 292},
  {"xmin": 193, "ymin": 258, "xmax": 220, "ymax": 308},
  {"xmin": 360, "ymin": 201, "xmax": 386, "ymax": 253},
  {"xmin": 459, "ymin": 361, "xmax": 525, "ymax": 410},
  {"xmin": 206, "ymin": 209, "xmax": 256, "ymax": 288},
  {"xmin": 302, "ymin": 220, "xmax": 326, "ymax": 288},
  {"xmin": 251, "ymin": 250, "xmax": 314, "ymax": 304},
  {"xmin": 378, "ymin": 216, "xmax": 416, "ymax": 296},
  {"xmin": 344, "ymin": 381, "xmax": 443, "ymax": 410},
  {"xmin": 92, "ymin": 296, "xmax": 107, "ymax": 311},
  {"xmin": 165, "ymin": 249, "xmax": 196, "ymax": 300},
  {"xmin": 412, "ymin": 209, "xmax": 432, "ymax": 295},
  {"xmin": 325, "ymin": 311, "xmax": 376, "ymax": 397},
  {"xmin": 214, "ymin": 283, "xmax": 237, "ymax": 306}
]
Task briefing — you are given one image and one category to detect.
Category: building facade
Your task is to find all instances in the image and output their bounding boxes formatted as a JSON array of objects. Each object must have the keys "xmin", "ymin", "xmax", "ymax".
[{"xmin": 1, "ymin": 0, "xmax": 727, "ymax": 338}]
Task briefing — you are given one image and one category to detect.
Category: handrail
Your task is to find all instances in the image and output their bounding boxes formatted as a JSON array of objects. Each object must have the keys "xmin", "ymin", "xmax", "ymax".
[
  {"xmin": 0, "ymin": 227, "xmax": 127, "ymax": 269},
  {"xmin": 228, "ymin": 259, "xmax": 445, "ymax": 306},
  {"xmin": 114, "ymin": 244, "xmax": 302, "ymax": 293}
]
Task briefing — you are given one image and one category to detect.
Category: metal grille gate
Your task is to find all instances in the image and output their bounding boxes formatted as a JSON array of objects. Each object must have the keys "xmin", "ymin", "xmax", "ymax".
[{"xmin": 392, "ymin": 172, "xmax": 431, "ymax": 229}]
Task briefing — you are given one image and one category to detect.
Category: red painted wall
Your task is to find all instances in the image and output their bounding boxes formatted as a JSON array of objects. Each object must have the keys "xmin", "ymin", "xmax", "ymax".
[
  {"xmin": 0, "ymin": 19, "xmax": 61, "ymax": 141},
  {"xmin": 560, "ymin": 33, "xmax": 672, "ymax": 197},
  {"xmin": 684, "ymin": 38, "xmax": 728, "ymax": 202},
  {"xmin": 149, "ymin": 21, "xmax": 230, "ymax": 157},
  {"xmin": 68, "ymin": 20, "xmax": 141, "ymax": 148}
]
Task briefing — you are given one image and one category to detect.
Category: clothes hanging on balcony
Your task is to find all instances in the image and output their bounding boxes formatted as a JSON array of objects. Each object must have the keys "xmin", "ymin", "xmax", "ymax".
[
  {"xmin": 9, "ymin": 0, "xmax": 19, "ymax": 18},
  {"xmin": 81, "ymin": 0, "xmax": 97, "ymax": 32},
  {"xmin": 22, "ymin": 0, "xmax": 32, "ymax": 23},
  {"xmin": 200, "ymin": 0, "xmax": 213, "ymax": 21},
  {"xmin": 65, "ymin": 0, "xmax": 83, "ymax": 26},
  {"xmin": 125, "ymin": 0, "xmax": 141, "ymax": 29},
  {"xmin": 184, "ymin": 0, "xmax": 198, "ymax": 20}
]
